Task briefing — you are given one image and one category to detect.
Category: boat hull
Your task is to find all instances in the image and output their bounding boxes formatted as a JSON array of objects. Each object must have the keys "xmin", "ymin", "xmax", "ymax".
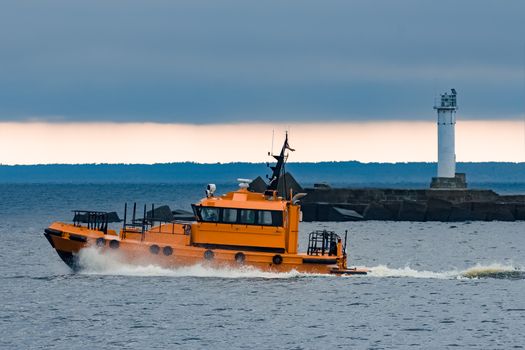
[
  {"xmin": 44, "ymin": 224, "xmax": 368, "ymax": 275},
  {"xmin": 44, "ymin": 228, "xmax": 84, "ymax": 270}
]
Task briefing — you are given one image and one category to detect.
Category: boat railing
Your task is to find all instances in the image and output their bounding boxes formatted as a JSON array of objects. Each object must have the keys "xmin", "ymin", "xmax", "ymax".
[
  {"xmin": 306, "ymin": 230, "xmax": 340, "ymax": 256},
  {"xmin": 122, "ymin": 203, "xmax": 180, "ymax": 237},
  {"xmin": 72, "ymin": 210, "xmax": 121, "ymax": 234}
]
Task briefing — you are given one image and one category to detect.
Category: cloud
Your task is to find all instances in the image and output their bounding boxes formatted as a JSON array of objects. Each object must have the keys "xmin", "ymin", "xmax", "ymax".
[{"xmin": 0, "ymin": 0, "xmax": 524, "ymax": 122}]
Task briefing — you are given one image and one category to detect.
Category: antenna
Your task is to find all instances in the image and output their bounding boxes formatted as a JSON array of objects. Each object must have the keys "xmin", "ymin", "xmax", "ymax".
[{"xmin": 271, "ymin": 129, "xmax": 274, "ymax": 156}]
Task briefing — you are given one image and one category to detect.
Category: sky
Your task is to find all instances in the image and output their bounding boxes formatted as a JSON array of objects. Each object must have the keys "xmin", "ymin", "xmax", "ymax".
[
  {"xmin": 1, "ymin": 121, "xmax": 523, "ymax": 164},
  {"xmin": 0, "ymin": 1, "xmax": 524, "ymax": 163}
]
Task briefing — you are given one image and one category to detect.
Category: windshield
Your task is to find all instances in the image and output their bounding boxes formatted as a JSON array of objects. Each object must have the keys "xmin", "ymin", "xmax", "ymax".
[{"xmin": 192, "ymin": 205, "xmax": 284, "ymax": 227}]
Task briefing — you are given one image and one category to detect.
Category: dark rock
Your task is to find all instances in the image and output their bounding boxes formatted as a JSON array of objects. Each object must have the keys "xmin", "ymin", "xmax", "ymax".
[
  {"xmin": 383, "ymin": 201, "xmax": 402, "ymax": 219},
  {"xmin": 425, "ymin": 198, "xmax": 453, "ymax": 221},
  {"xmin": 313, "ymin": 182, "xmax": 331, "ymax": 189},
  {"xmin": 486, "ymin": 203, "xmax": 515, "ymax": 221},
  {"xmin": 315, "ymin": 203, "xmax": 331, "ymax": 221},
  {"xmin": 469, "ymin": 202, "xmax": 492, "ymax": 221},
  {"xmin": 469, "ymin": 202, "xmax": 515, "ymax": 221},
  {"xmin": 398, "ymin": 200, "xmax": 427, "ymax": 221},
  {"xmin": 449, "ymin": 203, "xmax": 474, "ymax": 221},
  {"xmin": 147, "ymin": 205, "xmax": 174, "ymax": 222},
  {"xmin": 305, "ymin": 188, "xmax": 352, "ymax": 203},
  {"xmin": 277, "ymin": 172, "xmax": 303, "ymax": 196},
  {"xmin": 105, "ymin": 212, "xmax": 121, "ymax": 223},
  {"xmin": 363, "ymin": 202, "xmax": 395, "ymax": 220},
  {"xmin": 249, "ymin": 172, "xmax": 303, "ymax": 195},
  {"xmin": 330, "ymin": 203, "xmax": 368, "ymax": 215},
  {"xmin": 248, "ymin": 176, "xmax": 268, "ymax": 193},
  {"xmin": 515, "ymin": 204, "xmax": 525, "ymax": 220},
  {"xmin": 329, "ymin": 207, "xmax": 364, "ymax": 221},
  {"xmin": 300, "ymin": 203, "xmax": 318, "ymax": 222},
  {"xmin": 172, "ymin": 209, "xmax": 195, "ymax": 221}
]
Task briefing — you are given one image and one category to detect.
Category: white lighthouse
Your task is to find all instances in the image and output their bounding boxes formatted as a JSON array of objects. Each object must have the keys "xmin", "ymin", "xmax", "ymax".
[
  {"xmin": 430, "ymin": 89, "xmax": 467, "ymax": 189},
  {"xmin": 436, "ymin": 89, "xmax": 457, "ymax": 177}
]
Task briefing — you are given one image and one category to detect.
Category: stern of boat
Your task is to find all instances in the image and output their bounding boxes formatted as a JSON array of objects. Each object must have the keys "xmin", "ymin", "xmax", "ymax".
[{"xmin": 305, "ymin": 229, "xmax": 368, "ymax": 275}]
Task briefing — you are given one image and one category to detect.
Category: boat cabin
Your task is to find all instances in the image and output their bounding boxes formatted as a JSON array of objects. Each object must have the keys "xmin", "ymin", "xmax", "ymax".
[{"xmin": 191, "ymin": 184, "xmax": 299, "ymax": 254}]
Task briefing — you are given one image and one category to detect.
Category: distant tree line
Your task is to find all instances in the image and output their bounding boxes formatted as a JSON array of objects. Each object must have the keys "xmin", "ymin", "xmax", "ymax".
[{"xmin": 0, "ymin": 162, "xmax": 524, "ymax": 185}]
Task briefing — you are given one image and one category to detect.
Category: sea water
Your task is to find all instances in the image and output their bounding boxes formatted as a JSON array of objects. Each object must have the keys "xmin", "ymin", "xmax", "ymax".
[{"xmin": 1, "ymin": 184, "xmax": 524, "ymax": 349}]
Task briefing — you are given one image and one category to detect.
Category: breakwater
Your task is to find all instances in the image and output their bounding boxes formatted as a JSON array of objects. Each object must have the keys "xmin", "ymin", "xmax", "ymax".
[
  {"xmin": 300, "ymin": 186, "xmax": 525, "ymax": 222},
  {"xmin": 249, "ymin": 173, "xmax": 525, "ymax": 222}
]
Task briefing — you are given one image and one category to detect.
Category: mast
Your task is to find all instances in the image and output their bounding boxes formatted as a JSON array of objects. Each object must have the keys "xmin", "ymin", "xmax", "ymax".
[{"xmin": 265, "ymin": 132, "xmax": 294, "ymax": 196}]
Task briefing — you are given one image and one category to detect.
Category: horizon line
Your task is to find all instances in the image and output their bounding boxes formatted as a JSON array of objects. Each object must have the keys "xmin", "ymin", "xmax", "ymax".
[{"xmin": 2, "ymin": 161, "xmax": 525, "ymax": 167}]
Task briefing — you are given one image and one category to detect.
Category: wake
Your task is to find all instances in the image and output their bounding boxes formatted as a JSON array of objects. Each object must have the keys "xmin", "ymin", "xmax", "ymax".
[
  {"xmin": 77, "ymin": 247, "xmax": 308, "ymax": 279},
  {"xmin": 77, "ymin": 247, "xmax": 523, "ymax": 280},
  {"xmin": 368, "ymin": 263, "xmax": 524, "ymax": 280}
]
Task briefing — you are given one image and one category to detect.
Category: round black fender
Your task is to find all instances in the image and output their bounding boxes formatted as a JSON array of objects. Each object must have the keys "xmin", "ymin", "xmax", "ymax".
[
  {"xmin": 204, "ymin": 249, "xmax": 214, "ymax": 260},
  {"xmin": 234, "ymin": 252, "xmax": 246, "ymax": 264},
  {"xmin": 95, "ymin": 237, "xmax": 106, "ymax": 247},
  {"xmin": 149, "ymin": 244, "xmax": 160, "ymax": 255},
  {"xmin": 272, "ymin": 254, "xmax": 283, "ymax": 265},
  {"xmin": 109, "ymin": 240, "xmax": 120, "ymax": 249},
  {"xmin": 163, "ymin": 246, "xmax": 173, "ymax": 256}
]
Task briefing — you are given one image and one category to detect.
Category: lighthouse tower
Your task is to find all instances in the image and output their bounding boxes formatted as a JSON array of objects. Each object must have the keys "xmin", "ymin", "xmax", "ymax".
[{"xmin": 430, "ymin": 89, "xmax": 467, "ymax": 189}]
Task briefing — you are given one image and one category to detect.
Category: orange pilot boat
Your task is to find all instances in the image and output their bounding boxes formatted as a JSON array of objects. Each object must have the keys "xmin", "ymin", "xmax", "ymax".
[{"xmin": 44, "ymin": 135, "xmax": 367, "ymax": 275}]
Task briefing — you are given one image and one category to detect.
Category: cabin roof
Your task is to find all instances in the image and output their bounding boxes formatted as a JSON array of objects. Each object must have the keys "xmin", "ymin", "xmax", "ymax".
[{"xmin": 197, "ymin": 189, "xmax": 287, "ymax": 211}]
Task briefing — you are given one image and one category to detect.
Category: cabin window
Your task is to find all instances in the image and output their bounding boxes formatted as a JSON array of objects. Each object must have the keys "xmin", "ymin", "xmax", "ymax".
[
  {"xmin": 268, "ymin": 211, "xmax": 284, "ymax": 226},
  {"xmin": 257, "ymin": 210, "xmax": 273, "ymax": 225},
  {"xmin": 222, "ymin": 208, "xmax": 238, "ymax": 223},
  {"xmin": 200, "ymin": 207, "xmax": 220, "ymax": 222},
  {"xmin": 193, "ymin": 205, "xmax": 283, "ymax": 227},
  {"xmin": 239, "ymin": 209, "xmax": 256, "ymax": 224}
]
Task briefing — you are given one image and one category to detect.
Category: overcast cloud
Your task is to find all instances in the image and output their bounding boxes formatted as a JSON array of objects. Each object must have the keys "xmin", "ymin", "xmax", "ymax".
[{"xmin": 1, "ymin": 0, "xmax": 524, "ymax": 123}]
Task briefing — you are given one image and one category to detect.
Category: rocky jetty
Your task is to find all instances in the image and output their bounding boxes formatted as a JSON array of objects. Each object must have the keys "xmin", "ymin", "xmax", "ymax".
[
  {"xmin": 249, "ymin": 174, "xmax": 525, "ymax": 222},
  {"xmin": 301, "ymin": 186, "xmax": 525, "ymax": 222}
]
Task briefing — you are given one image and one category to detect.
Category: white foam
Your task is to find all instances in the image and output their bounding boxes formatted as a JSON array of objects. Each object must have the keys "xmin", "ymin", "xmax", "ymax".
[
  {"xmin": 368, "ymin": 263, "xmax": 521, "ymax": 280},
  {"xmin": 77, "ymin": 247, "xmax": 311, "ymax": 279},
  {"xmin": 368, "ymin": 264, "xmax": 456, "ymax": 279},
  {"xmin": 77, "ymin": 247, "xmax": 522, "ymax": 280}
]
